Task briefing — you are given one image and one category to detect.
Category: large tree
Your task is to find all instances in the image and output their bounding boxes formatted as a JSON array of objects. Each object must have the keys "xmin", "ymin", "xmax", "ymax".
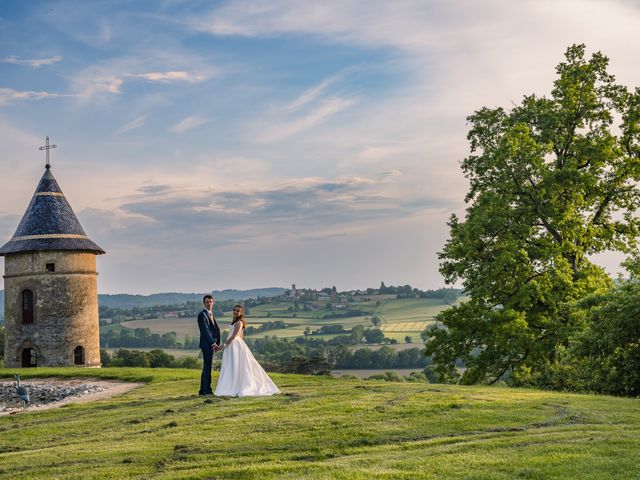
[{"xmin": 424, "ymin": 45, "xmax": 640, "ymax": 386}]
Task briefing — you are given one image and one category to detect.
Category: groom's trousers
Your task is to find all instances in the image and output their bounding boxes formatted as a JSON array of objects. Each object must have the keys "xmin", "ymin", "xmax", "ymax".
[{"xmin": 199, "ymin": 347, "xmax": 214, "ymax": 395}]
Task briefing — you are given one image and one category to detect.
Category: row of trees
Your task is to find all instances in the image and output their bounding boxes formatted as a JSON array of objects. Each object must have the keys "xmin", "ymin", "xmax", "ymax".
[
  {"xmin": 245, "ymin": 336, "xmax": 431, "ymax": 373},
  {"xmin": 99, "ymin": 347, "xmax": 433, "ymax": 383},
  {"xmin": 333, "ymin": 346, "xmax": 430, "ymax": 369},
  {"xmin": 426, "ymin": 45, "xmax": 640, "ymax": 397},
  {"xmin": 100, "ymin": 349, "xmax": 199, "ymax": 368},
  {"xmin": 100, "ymin": 328, "xmax": 178, "ymax": 349}
]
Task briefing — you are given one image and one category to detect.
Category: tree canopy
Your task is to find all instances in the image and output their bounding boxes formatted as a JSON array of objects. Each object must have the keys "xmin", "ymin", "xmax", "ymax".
[{"xmin": 424, "ymin": 44, "xmax": 640, "ymax": 386}]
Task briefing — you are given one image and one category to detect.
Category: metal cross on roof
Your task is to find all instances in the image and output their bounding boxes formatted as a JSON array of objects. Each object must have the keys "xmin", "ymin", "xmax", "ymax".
[{"xmin": 38, "ymin": 136, "xmax": 57, "ymax": 169}]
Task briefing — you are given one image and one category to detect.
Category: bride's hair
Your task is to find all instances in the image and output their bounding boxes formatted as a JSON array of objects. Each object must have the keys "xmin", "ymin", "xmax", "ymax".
[{"xmin": 232, "ymin": 304, "xmax": 246, "ymax": 329}]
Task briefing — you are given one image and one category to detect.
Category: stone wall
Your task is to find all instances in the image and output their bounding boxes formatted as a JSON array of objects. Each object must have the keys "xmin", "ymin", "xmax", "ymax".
[{"xmin": 3, "ymin": 251, "xmax": 101, "ymax": 368}]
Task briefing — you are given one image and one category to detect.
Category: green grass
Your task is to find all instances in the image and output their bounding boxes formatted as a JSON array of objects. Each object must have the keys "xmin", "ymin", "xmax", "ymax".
[{"xmin": 1, "ymin": 368, "xmax": 639, "ymax": 479}]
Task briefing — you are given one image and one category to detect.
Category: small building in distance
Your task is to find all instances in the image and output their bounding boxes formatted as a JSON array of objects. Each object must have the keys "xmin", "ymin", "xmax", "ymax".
[{"xmin": 0, "ymin": 161, "xmax": 104, "ymax": 368}]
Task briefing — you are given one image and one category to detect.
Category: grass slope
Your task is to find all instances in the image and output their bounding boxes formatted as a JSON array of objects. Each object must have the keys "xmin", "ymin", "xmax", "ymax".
[{"xmin": 1, "ymin": 368, "xmax": 638, "ymax": 479}]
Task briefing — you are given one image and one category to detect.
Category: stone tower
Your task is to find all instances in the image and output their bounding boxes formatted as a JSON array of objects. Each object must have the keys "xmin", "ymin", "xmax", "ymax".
[{"xmin": 0, "ymin": 164, "xmax": 104, "ymax": 368}]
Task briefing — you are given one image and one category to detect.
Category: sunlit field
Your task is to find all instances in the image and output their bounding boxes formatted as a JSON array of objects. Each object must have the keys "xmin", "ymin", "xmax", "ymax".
[{"xmin": 1, "ymin": 368, "xmax": 638, "ymax": 479}]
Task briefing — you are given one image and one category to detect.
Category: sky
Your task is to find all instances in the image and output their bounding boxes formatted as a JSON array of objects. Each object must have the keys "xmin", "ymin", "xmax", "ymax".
[{"xmin": 1, "ymin": 0, "xmax": 640, "ymax": 294}]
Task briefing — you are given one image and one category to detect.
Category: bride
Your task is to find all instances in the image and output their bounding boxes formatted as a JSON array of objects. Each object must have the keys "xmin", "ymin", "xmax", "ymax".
[{"xmin": 214, "ymin": 304, "xmax": 280, "ymax": 397}]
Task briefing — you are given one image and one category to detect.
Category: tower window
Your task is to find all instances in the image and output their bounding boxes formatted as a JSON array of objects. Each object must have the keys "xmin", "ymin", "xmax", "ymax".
[
  {"xmin": 46, "ymin": 263, "xmax": 55, "ymax": 272},
  {"xmin": 22, "ymin": 289, "xmax": 34, "ymax": 324},
  {"xmin": 74, "ymin": 346, "xmax": 85, "ymax": 365}
]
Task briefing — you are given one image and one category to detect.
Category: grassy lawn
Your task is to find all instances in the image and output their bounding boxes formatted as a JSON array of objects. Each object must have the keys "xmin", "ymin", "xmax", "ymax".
[{"xmin": 1, "ymin": 368, "xmax": 639, "ymax": 479}]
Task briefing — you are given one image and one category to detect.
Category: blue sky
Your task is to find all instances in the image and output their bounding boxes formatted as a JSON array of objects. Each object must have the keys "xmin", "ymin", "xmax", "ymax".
[{"xmin": 1, "ymin": 0, "xmax": 640, "ymax": 294}]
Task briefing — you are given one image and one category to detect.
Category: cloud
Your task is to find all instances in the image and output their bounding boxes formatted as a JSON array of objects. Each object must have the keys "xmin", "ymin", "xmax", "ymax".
[
  {"xmin": 170, "ymin": 115, "xmax": 211, "ymax": 134},
  {"xmin": 282, "ymin": 70, "xmax": 350, "ymax": 113},
  {"xmin": 82, "ymin": 172, "xmax": 451, "ymax": 253},
  {"xmin": 130, "ymin": 71, "xmax": 205, "ymax": 83},
  {"xmin": 0, "ymin": 87, "xmax": 67, "ymax": 105},
  {"xmin": 258, "ymin": 96, "xmax": 356, "ymax": 143},
  {"xmin": 1, "ymin": 55, "xmax": 63, "ymax": 68},
  {"xmin": 114, "ymin": 116, "xmax": 146, "ymax": 136},
  {"xmin": 74, "ymin": 74, "xmax": 124, "ymax": 99},
  {"xmin": 71, "ymin": 55, "xmax": 216, "ymax": 102},
  {"xmin": 190, "ymin": 0, "xmax": 447, "ymax": 51}
]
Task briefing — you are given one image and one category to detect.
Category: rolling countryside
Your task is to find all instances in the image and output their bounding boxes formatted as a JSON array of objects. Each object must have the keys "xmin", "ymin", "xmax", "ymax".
[{"xmin": 103, "ymin": 297, "xmax": 450, "ymax": 345}]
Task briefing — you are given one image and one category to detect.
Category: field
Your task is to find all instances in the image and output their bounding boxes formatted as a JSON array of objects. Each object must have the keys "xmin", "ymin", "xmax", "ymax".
[
  {"xmin": 108, "ymin": 297, "xmax": 448, "ymax": 343},
  {"xmin": 1, "ymin": 368, "xmax": 639, "ymax": 479},
  {"xmin": 374, "ymin": 298, "xmax": 446, "ymax": 341}
]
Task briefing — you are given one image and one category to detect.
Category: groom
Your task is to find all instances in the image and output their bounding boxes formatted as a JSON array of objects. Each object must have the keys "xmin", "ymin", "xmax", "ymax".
[{"xmin": 197, "ymin": 294, "xmax": 221, "ymax": 395}]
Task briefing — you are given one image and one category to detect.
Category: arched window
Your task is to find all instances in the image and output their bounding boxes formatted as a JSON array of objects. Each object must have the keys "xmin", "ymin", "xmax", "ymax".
[
  {"xmin": 22, "ymin": 289, "xmax": 34, "ymax": 324},
  {"xmin": 74, "ymin": 346, "xmax": 85, "ymax": 365},
  {"xmin": 22, "ymin": 348, "xmax": 37, "ymax": 367}
]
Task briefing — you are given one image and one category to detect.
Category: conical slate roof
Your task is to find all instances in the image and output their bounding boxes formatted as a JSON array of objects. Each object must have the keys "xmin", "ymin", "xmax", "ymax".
[{"xmin": 0, "ymin": 166, "xmax": 104, "ymax": 255}]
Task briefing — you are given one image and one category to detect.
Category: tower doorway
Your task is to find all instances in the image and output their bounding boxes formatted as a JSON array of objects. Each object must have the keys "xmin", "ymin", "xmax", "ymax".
[
  {"xmin": 74, "ymin": 346, "xmax": 85, "ymax": 365},
  {"xmin": 21, "ymin": 348, "xmax": 37, "ymax": 367}
]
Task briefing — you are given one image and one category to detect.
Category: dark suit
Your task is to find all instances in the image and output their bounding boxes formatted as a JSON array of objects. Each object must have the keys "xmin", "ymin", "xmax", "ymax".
[{"xmin": 197, "ymin": 309, "xmax": 221, "ymax": 395}]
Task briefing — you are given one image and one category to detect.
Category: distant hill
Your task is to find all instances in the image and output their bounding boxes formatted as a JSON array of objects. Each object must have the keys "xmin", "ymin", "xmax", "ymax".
[
  {"xmin": 98, "ymin": 288, "xmax": 286, "ymax": 308},
  {"xmin": 0, "ymin": 288, "xmax": 285, "ymax": 323}
]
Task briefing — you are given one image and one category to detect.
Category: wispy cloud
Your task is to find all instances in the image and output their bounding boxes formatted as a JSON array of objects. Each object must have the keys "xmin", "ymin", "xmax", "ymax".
[
  {"xmin": 190, "ymin": 0, "xmax": 445, "ymax": 51},
  {"xmin": 0, "ymin": 87, "xmax": 67, "ymax": 105},
  {"xmin": 283, "ymin": 71, "xmax": 348, "ymax": 113},
  {"xmin": 114, "ymin": 116, "xmax": 146, "ymax": 136},
  {"xmin": 170, "ymin": 115, "xmax": 211, "ymax": 133},
  {"xmin": 74, "ymin": 70, "xmax": 205, "ymax": 100},
  {"xmin": 129, "ymin": 71, "xmax": 206, "ymax": 83},
  {"xmin": 74, "ymin": 74, "xmax": 124, "ymax": 99},
  {"xmin": 258, "ymin": 96, "xmax": 356, "ymax": 143},
  {"xmin": 1, "ymin": 55, "xmax": 63, "ymax": 68},
  {"xmin": 71, "ymin": 55, "xmax": 215, "ymax": 102}
]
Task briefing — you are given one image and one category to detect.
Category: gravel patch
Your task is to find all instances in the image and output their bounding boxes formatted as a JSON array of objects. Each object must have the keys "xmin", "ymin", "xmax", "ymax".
[{"xmin": 0, "ymin": 378, "xmax": 143, "ymax": 414}]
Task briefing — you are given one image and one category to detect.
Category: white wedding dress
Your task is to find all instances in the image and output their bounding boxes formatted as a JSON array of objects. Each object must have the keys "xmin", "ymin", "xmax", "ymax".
[{"xmin": 214, "ymin": 322, "xmax": 280, "ymax": 397}]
